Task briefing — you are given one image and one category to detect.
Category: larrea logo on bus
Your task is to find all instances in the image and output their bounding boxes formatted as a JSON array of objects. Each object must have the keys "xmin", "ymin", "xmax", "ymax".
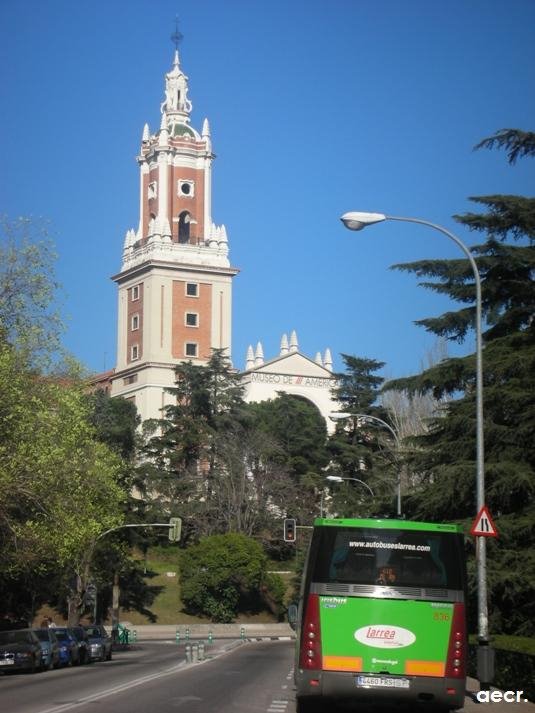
[{"xmin": 355, "ymin": 625, "xmax": 416, "ymax": 649}]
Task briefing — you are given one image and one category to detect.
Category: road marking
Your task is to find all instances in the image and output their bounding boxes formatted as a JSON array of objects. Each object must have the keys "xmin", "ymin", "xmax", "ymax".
[{"xmin": 34, "ymin": 662, "xmax": 188, "ymax": 713}]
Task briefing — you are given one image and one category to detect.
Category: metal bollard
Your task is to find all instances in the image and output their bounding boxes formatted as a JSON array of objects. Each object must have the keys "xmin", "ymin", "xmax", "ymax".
[
  {"xmin": 208, "ymin": 630, "xmax": 213, "ymax": 645},
  {"xmin": 240, "ymin": 626, "xmax": 245, "ymax": 640},
  {"xmin": 185, "ymin": 643, "xmax": 192, "ymax": 663},
  {"xmin": 132, "ymin": 629, "xmax": 137, "ymax": 643},
  {"xmin": 175, "ymin": 629, "xmax": 180, "ymax": 644},
  {"xmin": 198, "ymin": 641, "xmax": 205, "ymax": 661},
  {"xmin": 185, "ymin": 627, "xmax": 190, "ymax": 641},
  {"xmin": 191, "ymin": 643, "xmax": 198, "ymax": 663}
]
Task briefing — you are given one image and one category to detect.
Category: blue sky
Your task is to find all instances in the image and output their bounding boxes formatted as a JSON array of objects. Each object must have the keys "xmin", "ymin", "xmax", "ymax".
[{"xmin": 1, "ymin": 0, "xmax": 534, "ymax": 380}]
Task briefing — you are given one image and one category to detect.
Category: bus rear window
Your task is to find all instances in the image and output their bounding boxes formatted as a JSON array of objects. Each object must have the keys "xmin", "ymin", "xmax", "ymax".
[{"xmin": 311, "ymin": 527, "xmax": 464, "ymax": 590}]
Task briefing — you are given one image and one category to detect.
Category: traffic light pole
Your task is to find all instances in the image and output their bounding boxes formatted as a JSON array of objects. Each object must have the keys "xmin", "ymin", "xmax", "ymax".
[
  {"xmin": 93, "ymin": 518, "xmax": 178, "ymax": 640},
  {"xmin": 86, "ymin": 521, "xmax": 181, "ymax": 629}
]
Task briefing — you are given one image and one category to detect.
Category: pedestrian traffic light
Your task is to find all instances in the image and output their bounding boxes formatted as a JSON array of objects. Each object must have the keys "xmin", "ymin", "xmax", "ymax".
[
  {"xmin": 284, "ymin": 518, "xmax": 296, "ymax": 543},
  {"xmin": 168, "ymin": 517, "xmax": 182, "ymax": 542}
]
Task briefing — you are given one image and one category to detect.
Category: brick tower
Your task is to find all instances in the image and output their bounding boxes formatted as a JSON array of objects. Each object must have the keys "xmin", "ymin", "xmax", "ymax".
[{"xmin": 110, "ymin": 48, "xmax": 238, "ymax": 421}]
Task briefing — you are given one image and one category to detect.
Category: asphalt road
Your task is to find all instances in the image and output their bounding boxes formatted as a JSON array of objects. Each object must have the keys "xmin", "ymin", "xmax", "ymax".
[
  {"xmin": 0, "ymin": 640, "xmax": 294, "ymax": 713},
  {"xmin": 0, "ymin": 640, "xmax": 533, "ymax": 713}
]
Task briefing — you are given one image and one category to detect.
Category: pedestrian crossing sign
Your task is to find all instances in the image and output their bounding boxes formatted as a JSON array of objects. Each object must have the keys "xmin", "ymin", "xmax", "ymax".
[{"xmin": 470, "ymin": 505, "xmax": 498, "ymax": 537}]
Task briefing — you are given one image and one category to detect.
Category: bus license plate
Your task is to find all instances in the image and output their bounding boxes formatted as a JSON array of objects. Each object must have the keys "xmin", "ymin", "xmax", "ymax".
[{"xmin": 356, "ymin": 675, "xmax": 409, "ymax": 689}]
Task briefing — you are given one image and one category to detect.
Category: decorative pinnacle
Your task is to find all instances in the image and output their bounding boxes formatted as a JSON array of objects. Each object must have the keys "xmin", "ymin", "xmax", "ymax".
[{"xmin": 171, "ymin": 16, "xmax": 183, "ymax": 51}]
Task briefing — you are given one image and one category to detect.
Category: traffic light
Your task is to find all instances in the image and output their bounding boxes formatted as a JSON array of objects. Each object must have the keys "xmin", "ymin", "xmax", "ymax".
[
  {"xmin": 283, "ymin": 518, "xmax": 296, "ymax": 543},
  {"xmin": 168, "ymin": 517, "xmax": 182, "ymax": 542},
  {"xmin": 84, "ymin": 583, "xmax": 97, "ymax": 608}
]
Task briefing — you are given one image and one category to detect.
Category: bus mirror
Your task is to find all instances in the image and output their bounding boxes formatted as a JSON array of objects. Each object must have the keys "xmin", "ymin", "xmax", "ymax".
[{"xmin": 287, "ymin": 604, "xmax": 298, "ymax": 630}]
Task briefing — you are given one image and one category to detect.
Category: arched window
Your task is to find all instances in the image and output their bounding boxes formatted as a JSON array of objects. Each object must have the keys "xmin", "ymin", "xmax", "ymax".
[{"xmin": 178, "ymin": 211, "xmax": 191, "ymax": 244}]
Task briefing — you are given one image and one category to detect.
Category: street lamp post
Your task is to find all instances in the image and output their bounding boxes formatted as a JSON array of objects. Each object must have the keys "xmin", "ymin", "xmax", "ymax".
[
  {"xmin": 340, "ymin": 211, "xmax": 491, "ymax": 687},
  {"xmin": 330, "ymin": 412, "xmax": 402, "ymax": 517},
  {"xmin": 327, "ymin": 475, "xmax": 375, "ymax": 497}
]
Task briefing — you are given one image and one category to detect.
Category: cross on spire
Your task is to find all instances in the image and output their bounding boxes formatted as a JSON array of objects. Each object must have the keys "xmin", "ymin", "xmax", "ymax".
[{"xmin": 171, "ymin": 16, "xmax": 183, "ymax": 51}]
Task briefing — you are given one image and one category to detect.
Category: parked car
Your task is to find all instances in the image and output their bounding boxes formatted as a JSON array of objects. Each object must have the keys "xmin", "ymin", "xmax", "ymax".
[
  {"xmin": 33, "ymin": 628, "xmax": 60, "ymax": 670},
  {"xmin": 0, "ymin": 629, "xmax": 42, "ymax": 673},
  {"xmin": 52, "ymin": 627, "xmax": 80, "ymax": 667},
  {"xmin": 83, "ymin": 625, "xmax": 112, "ymax": 662},
  {"xmin": 70, "ymin": 626, "xmax": 90, "ymax": 664}
]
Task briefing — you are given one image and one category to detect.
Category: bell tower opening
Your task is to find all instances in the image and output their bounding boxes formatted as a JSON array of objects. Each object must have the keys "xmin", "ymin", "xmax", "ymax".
[{"xmin": 178, "ymin": 211, "xmax": 191, "ymax": 243}]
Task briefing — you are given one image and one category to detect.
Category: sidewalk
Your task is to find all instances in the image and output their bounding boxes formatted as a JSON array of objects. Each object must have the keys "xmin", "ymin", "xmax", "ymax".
[{"xmin": 121, "ymin": 622, "xmax": 294, "ymax": 640}]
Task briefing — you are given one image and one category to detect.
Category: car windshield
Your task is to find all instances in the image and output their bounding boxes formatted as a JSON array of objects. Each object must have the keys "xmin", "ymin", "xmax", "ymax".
[
  {"xmin": 0, "ymin": 630, "xmax": 31, "ymax": 645},
  {"xmin": 85, "ymin": 627, "xmax": 105, "ymax": 637},
  {"xmin": 34, "ymin": 630, "xmax": 50, "ymax": 642},
  {"xmin": 54, "ymin": 630, "xmax": 70, "ymax": 641}
]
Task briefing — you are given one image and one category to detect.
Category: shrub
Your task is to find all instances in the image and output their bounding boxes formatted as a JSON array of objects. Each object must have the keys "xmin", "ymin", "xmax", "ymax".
[{"xmin": 179, "ymin": 533, "xmax": 284, "ymax": 622}]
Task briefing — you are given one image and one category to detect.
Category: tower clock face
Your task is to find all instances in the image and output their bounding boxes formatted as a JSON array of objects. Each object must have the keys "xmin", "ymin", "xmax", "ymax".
[{"xmin": 181, "ymin": 183, "xmax": 190, "ymax": 195}]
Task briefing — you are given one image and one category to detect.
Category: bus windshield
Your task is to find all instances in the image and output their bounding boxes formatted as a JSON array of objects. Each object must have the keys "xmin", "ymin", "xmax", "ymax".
[{"xmin": 311, "ymin": 526, "xmax": 464, "ymax": 589}]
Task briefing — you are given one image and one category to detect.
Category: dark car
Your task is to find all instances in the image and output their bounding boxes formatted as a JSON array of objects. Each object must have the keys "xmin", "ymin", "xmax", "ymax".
[
  {"xmin": 0, "ymin": 629, "xmax": 42, "ymax": 673},
  {"xmin": 83, "ymin": 625, "xmax": 112, "ymax": 662},
  {"xmin": 52, "ymin": 627, "xmax": 80, "ymax": 666},
  {"xmin": 70, "ymin": 626, "xmax": 90, "ymax": 664},
  {"xmin": 33, "ymin": 628, "xmax": 60, "ymax": 670}
]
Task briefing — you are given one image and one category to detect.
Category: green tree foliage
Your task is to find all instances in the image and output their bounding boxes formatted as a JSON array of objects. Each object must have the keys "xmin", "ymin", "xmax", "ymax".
[
  {"xmin": 0, "ymin": 342, "xmax": 126, "ymax": 623},
  {"xmin": 0, "ymin": 215, "xmax": 64, "ymax": 366},
  {"xmin": 385, "ymin": 129, "xmax": 535, "ymax": 635},
  {"xmin": 143, "ymin": 349, "xmax": 247, "ymax": 538},
  {"xmin": 180, "ymin": 533, "xmax": 284, "ymax": 622},
  {"xmin": 247, "ymin": 394, "xmax": 329, "ymax": 527},
  {"xmin": 327, "ymin": 355, "xmax": 397, "ymax": 516},
  {"xmin": 144, "ymin": 352, "xmax": 304, "ymax": 541},
  {"xmin": 87, "ymin": 389, "xmax": 140, "ymax": 462},
  {"xmin": 249, "ymin": 394, "xmax": 328, "ymax": 479}
]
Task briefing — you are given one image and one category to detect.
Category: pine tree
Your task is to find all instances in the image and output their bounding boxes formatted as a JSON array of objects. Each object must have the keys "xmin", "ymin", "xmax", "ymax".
[
  {"xmin": 385, "ymin": 129, "xmax": 535, "ymax": 635},
  {"xmin": 142, "ymin": 349, "xmax": 248, "ymax": 538},
  {"xmin": 328, "ymin": 355, "xmax": 398, "ymax": 515}
]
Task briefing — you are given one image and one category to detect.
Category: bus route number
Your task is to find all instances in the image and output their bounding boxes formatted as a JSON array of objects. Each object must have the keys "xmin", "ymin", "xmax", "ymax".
[{"xmin": 433, "ymin": 612, "xmax": 451, "ymax": 622}]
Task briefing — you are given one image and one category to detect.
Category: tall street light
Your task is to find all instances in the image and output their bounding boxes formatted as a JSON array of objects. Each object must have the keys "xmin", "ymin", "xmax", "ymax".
[
  {"xmin": 340, "ymin": 211, "xmax": 490, "ymax": 687},
  {"xmin": 327, "ymin": 475, "xmax": 375, "ymax": 496},
  {"xmin": 330, "ymin": 411, "xmax": 401, "ymax": 517},
  {"xmin": 320, "ymin": 476, "xmax": 374, "ymax": 517}
]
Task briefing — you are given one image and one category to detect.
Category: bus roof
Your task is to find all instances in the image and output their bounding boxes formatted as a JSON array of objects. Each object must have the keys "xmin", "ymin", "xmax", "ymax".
[{"xmin": 313, "ymin": 517, "xmax": 463, "ymax": 533}]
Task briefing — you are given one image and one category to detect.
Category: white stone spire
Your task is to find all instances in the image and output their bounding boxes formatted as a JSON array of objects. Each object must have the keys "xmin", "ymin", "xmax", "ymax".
[
  {"xmin": 219, "ymin": 224, "xmax": 228, "ymax": 254},
  {"xmin": 323, "ymin": 348, "xmax": 333, "ymax": 371},
  {"xmin": 142, "ymin": 123, "xmax": 150, "ymax": 142},
  {"xmin": 159, "ymin": 112, "xmax": 169, "ymax": 146},
  {"xmin": 315, "ymin": 352, "xmax": 323, "ymax": 366},
  {"xmin": 255, "ymin": 342, "xmax": 264, "ymax": 366},
  {"xmin": 280, "ymin": 333, "xmax": 289, "ymax": 356},
  {"xmin": 289, "ymin": 330, "xmax": 299, "ymax": 353},
  {"xmin": 245, "ymin": 345, "xmax": 255, "ymax": 370},
  {"xmin": 161, "ymin": 48, "xmax": 192, "ymax": 121}
]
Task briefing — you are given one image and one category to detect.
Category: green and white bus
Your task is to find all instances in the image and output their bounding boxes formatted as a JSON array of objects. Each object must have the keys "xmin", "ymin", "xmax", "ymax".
[{"xmin": 293, "ymin": 518, "xmax": 467, "ymax": 712}]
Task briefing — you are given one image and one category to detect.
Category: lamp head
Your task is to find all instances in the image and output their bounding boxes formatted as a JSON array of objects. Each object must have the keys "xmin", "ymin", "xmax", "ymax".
[
  {"xmin": 340, "ymin": 211, "xmax": 387, "ymax": 231},
  {"xmin": 329, "ymin": 412, "xmax": 352, "ymax": 421},
  {"xmin": 326, "ymin": 475, "xmax": 343, "ymax": 483}
]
